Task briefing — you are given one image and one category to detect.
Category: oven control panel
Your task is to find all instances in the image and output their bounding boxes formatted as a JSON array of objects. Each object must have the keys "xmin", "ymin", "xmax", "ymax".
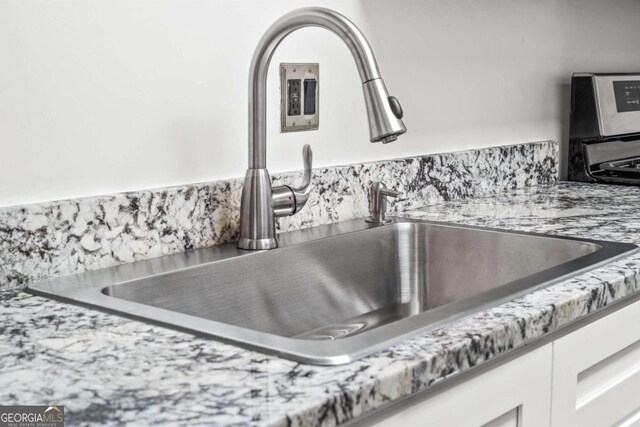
[
  {"xmin": 591, "ymin": 73, "xmax": 640, "ymax": 136},
  {"xmin": 613, "ymin": 80, "xmax": 640, "ymax": 113}
]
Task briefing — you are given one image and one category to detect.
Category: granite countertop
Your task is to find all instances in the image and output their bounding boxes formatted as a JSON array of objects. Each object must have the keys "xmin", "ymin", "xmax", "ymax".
[{"xmin": 2, "ymin": 181, "xmax": 640, "ymax": 426}]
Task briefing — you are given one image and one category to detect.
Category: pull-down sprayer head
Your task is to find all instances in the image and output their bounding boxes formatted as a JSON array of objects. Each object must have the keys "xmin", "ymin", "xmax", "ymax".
[{"xmin": 363, "ymin": 78, "xmax": 406, "ymax": 143}]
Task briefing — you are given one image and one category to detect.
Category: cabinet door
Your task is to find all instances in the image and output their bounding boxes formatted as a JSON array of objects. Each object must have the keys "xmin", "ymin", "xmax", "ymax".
[
  {"xmin": 552, "ymin": 299, "xmax": 640, "ymax": 427},
  {"xmin": 372, "ymin": 344, "xmax": 552, "ymax": 427}
]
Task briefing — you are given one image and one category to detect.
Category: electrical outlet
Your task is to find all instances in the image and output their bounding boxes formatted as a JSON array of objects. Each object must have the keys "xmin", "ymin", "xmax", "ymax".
[
  {"xmin": 287, "ymin": 79, "xmax": 301, "ymax": 116},
  {"xmin": 280, "ymin": 63, "xmax": 319, "ymax": 132}
]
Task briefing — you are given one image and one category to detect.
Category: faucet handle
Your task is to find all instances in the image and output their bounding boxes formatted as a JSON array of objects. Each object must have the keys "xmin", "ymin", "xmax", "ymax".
[
  {"xmin": 297, "ymin": 144, "xmax": 312, "ymax": 191},
  {"xmin": 290, "ymin": 144, "xmax": 312, "ymax": 209},
  {"xmin": 365, "ymin": 182, "xmax": 401, "ymax": 224},
  {"xmin": 272, "ymin": 144, "xmax": 313, "ymax": 217}
]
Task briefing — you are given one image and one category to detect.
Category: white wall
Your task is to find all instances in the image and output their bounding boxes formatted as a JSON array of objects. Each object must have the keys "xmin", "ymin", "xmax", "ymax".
[{"xmin": 1, "ymin": 0, "xmax": 640, "ymax": 207}]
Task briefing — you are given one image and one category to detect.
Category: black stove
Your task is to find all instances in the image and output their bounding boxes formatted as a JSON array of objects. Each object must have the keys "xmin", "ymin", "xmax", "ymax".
[{"xmin": 568, "ymin": 73, "xmax": 640, "ymax": 185}]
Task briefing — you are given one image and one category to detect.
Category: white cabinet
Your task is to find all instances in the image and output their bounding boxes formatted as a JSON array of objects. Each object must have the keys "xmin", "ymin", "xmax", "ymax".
[
  {"xmin": 368, "ymin": 299, "xmax": 640, "ymax": 427},
  {"xmin": 372, "ymin": 344, "xmax": 553, "ymax": 427},
  {"xmin": 551, "ymin": 300, "xmax": 640, "ymax": 427}
]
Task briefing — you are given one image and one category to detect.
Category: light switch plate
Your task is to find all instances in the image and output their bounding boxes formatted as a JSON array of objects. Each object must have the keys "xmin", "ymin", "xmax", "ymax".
[{"xmin": 280, "ymin": 63, "xmax": 319, "ymax": 132}]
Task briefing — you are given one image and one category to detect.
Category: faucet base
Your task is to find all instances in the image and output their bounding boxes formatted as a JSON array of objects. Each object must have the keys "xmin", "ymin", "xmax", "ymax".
[
  {"xmin": 237, "ymin": 168, "xmax": 278, "ymax": 250},
  {"xmin": 237, "ymin": 237, "xmax": 278, "ymax": 250},
  {"xmin": 365, "ymin": 217, "xmax": 392, "ymax": 224}
]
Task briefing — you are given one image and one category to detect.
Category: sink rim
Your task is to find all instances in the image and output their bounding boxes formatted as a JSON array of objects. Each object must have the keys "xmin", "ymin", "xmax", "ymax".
[{"xmin": 27, "ymin": 217, "xmax": 639, "ymax": 365}]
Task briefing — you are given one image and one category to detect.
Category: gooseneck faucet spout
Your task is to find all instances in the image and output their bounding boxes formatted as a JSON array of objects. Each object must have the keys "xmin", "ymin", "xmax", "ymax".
[{"xmin": 238, "ymin": 7, "xmax": 406, "ymax": 250}]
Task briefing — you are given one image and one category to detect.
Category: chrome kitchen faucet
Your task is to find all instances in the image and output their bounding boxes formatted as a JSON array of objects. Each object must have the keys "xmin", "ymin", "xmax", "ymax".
[{"xmin": 238, "ymin": 7, "xmax": 407, "ymax": 250}]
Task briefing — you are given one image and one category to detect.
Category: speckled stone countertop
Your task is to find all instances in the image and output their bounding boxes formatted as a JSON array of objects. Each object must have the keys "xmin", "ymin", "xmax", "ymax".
[{"xmin": 3, "ymin": 181, "xmax": 640, "ymax": 426}]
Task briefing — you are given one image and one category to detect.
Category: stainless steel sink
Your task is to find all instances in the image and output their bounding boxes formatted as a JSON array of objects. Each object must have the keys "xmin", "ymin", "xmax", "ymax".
[{"xmin": 28, "ymin": 218, "xmax": 637, "ymax": 365}]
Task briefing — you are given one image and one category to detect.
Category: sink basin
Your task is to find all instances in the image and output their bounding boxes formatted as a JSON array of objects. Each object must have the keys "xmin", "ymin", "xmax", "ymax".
[{"xmin": 28, "ymin": 218, "xmax": 637, "ymax": 364}]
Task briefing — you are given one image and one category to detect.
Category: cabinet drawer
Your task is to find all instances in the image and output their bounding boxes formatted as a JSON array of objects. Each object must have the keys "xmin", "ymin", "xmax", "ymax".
[{"xmin": 552, "ymin": 299, "xmax": 640, "ymax": 427}]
